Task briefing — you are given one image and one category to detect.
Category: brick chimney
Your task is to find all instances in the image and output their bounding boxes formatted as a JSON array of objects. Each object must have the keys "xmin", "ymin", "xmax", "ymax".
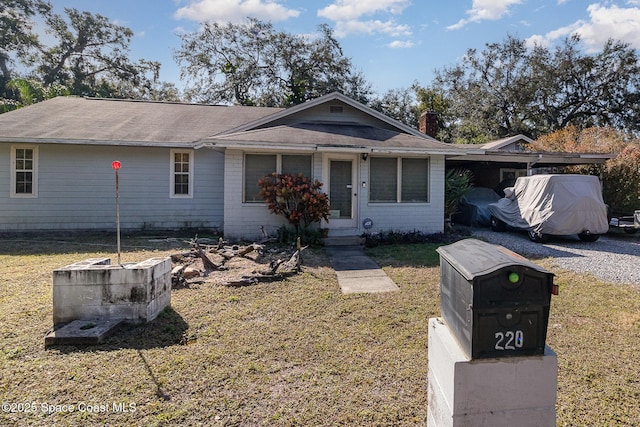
[{"xmin": 419, "ymin": 111, "xmax": 438, "ymax": 138}]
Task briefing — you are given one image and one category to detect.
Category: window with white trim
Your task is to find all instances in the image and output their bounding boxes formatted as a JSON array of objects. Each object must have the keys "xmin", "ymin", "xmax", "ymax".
[
  {"xmin": 369, "ymin": 157, "xmax": 429, "ymax": 203},
  {"xmin": 170, "ymin": 149, "xmax": 193, "ymax": 198},
  {"xmin": 243, "ymin": 153, "xmax": 312, "ymax": 203},
  {"xmin": 11, "ymin": 145, "xmax": 38, "ymax": 198},
  {"xmin": 500, "ymin": 168, "xmax": 527, "ymax": 182}
]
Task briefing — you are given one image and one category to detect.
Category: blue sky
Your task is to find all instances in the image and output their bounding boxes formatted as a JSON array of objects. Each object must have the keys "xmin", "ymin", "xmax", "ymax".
[{"xmin": 43, "ymin": 1, "xmax": 640, "ymax": 96}]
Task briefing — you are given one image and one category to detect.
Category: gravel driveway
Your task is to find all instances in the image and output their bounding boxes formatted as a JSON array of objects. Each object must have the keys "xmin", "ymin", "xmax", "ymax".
[{"xmin": 471, "ymin": 228, "xmax": 640, "ymax": 287}]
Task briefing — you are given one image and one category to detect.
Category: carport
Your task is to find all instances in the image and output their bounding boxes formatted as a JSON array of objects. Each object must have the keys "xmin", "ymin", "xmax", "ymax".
[{"xmin": 446, "ymin": 145, "xmax": 615, "ymax": 190}]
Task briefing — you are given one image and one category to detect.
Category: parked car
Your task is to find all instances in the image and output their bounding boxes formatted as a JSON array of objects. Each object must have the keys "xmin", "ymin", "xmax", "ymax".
[
  {"xmin": 608, "ymin": 209, "xmax": 640, "ymax": 234},
  {"xmin": 488, "ymin": 174, "xmax": 609, "ymax": 242},
  {"xmin": 452, "ymin": 187, "xmax": 501, "ymax": 227}
]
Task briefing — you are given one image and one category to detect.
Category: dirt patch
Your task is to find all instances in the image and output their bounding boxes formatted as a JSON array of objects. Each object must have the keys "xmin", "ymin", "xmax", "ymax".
[{"xmin": 171, "ymin": 243, "xmax": 323, "ymax": 287}]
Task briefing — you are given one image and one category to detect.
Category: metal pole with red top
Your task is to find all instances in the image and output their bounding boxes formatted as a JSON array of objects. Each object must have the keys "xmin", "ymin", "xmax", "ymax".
[{"xmin": 112, "ymin": 160, "xmax": 122, "ymax": 265}]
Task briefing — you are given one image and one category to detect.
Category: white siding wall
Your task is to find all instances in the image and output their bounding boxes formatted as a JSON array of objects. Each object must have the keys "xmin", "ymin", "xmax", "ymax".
[
  {"xmin": 359, "ymin": 155, "xmax": 445, "ymax": 235},
  {"xmin": 224, "ymin": 150, "xmax": 281, "ymax": 240},
  {"xmin": 223, "ymin": 149, "xmax": 446, "ymax": 240},
  {"xmin": 0, "ymin": 143, "xmax": 224, "ymax": 232}
]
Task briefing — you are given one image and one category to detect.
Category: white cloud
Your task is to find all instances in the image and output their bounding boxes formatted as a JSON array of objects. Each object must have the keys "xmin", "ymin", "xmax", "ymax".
[
  {"xmin": 333, "ymin": 19, "xmax": 411, "ymax": 37},
  {"xmin": 447, "ymin": 0, "xmax": 523, "ymax": 30},
  {"xmin": 388, "ymin": 39, "xmax": 415, "ymax": 48},
  {"xmin": 174, "ymin": 0, "xmax": 299, "ymax": 23},
  {"xmin": 526, "ymin": 3, "xmax": 640, "ymax": 51},
  {"xmin": 318, "ymin": 0, "xmax": 411, "ymax": 21},
  {"xmin": 317, "ymin": 0, "xmax": 411, "ymax": 38},
  {"xmin": 525, "ymin": 22, "xmax": 580, "ymax": 48}
]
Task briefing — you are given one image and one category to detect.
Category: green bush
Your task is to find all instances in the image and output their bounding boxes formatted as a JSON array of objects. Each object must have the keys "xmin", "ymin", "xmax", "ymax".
[
  {"xmin": 276, "ymin": 225, "xmax": 323, "ymax": 246},
  {"xmin": 444, "ymin": 168, "xmax": 473, "ymax": 220},
  {"xmin": 602, "ymin": 144, "xmax": 640, "ymax": 213}
]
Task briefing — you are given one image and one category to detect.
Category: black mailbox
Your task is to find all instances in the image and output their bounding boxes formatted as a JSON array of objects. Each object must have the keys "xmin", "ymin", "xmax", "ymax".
[{"xmin": 436, "ymin": 239, "xmax": 555, "ymax": 359}]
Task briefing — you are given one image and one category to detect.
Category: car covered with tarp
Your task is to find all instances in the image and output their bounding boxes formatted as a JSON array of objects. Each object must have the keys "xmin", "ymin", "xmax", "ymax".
[
  {"xmin": 452, "ymin": 187, "xmax": 501, "ymax": 227},
  {"xmin": 488, "ymin": 174, "xmax": 609, "ymax": 242}
]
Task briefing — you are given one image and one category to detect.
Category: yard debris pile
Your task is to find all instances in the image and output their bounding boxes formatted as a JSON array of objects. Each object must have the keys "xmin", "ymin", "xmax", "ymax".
[{"xmin": 170, "ymin": 236, "xmax": 307, "ymax": 288}]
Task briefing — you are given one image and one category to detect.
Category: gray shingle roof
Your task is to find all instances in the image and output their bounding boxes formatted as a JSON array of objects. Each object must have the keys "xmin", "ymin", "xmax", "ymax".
[
  {"xmin": 0, "ymin": 95, "xmax": 470, "ymax": 155},
  {"xmin": 0, "ymin": 97, "xmax": 282, "ymax": 146},
  {"xmin": 203, "ymin": 121, "xmax": 465, "ymax": 153}
]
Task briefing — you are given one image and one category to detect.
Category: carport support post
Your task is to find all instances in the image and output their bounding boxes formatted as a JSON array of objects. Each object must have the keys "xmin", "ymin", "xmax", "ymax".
[{"xmin": 427, "ymin": 318, "xmax": 558, "ymax": 427}]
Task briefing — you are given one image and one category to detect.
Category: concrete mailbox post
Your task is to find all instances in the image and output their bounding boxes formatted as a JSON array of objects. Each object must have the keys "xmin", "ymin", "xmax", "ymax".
[{"xmin": 428, "ymin": 239, "xmax": 558, "ymax": 427}]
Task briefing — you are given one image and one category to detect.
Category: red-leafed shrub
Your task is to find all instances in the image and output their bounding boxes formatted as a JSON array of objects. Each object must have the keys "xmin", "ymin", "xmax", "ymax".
[{"xmin": 258, "ymin": 173, "xmax": 330, "ymax": 234}]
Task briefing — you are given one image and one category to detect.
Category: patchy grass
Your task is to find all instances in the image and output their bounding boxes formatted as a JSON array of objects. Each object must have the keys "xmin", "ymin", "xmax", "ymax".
[{"xmin": 0, "ymin": 236, "xmax": 639, "ymax": 426}]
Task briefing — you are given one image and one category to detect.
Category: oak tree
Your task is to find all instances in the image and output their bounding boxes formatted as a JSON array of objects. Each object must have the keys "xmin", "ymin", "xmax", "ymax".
[
  {"xmin": 36, "ymin": 8, "xmax": 161, "ymax": 98},
  {"xmin": 176, "ymin": 18, "xmax": 372, "ymax": 107}
]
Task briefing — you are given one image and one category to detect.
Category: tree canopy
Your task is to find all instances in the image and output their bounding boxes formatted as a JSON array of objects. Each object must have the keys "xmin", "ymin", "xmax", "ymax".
[
  {"xmin": 530, "ymin": 125, "xmax": 640, "ymax": 213},
  {"xmin": 175, "ymin": 18, "xmax": 372, "ymax": 107},
  {"xmin": 430, "ymin": 34, "xmax": 640, "ymax": 143},
  {"xmin": 2, "ymin": 1, "xmax": 640, "ymax": 149},
  {"xmin": 36, "ymin": 8, "xmax": 161, "ymax": 98},
  {"xmin": 0, "ymin": 0, "xmax": 50, "ymax": 82},
  {"xmin": 1, "ymin": 1, "xmax": 174, "ymax": 110}
]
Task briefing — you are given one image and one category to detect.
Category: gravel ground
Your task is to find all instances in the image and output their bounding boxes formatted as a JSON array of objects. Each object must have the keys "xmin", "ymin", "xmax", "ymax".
[{"xmin": 470, "ymin": 228, "xmax": 640, "ymax": 287}]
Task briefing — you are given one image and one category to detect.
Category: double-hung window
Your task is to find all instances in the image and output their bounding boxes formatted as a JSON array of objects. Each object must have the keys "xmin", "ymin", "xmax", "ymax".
[
  {"xmin": 369, "ymin": 157, "xmax": 429, "ymax": 203},
  {"xmin": 244, "ymin": 153, "xmax": 312, "ymax": 203},
  {"xmin": 170, "ymin": 149, "xmax": 193, "ymax": 198},
  {"xmin": 11, "ymin": 145, "xmax": 38, "ymax": 198}
]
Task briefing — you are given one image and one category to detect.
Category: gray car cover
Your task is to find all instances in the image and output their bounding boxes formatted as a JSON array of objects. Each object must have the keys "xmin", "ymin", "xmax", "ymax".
[{"xmin": 488, "ymin": 174, "xmax": 609, "ymax": 235}]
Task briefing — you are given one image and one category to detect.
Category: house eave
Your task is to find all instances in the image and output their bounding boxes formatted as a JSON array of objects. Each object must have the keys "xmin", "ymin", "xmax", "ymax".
[
  {"xmin": 200, "ymin": 141, "xmax": 317, "ymax": 152},
  {"xmin": 201, "ymin": 141, "xmax": 461, "ymax": 156},
  {"xmin": 0, "ymin": 137, "xmax": 195, "ymax": 148}
]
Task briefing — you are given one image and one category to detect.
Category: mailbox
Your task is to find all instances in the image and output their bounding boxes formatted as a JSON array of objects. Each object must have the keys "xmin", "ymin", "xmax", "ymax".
[{"xmin": 436, "ymin": 239, "xmax": 555, "ymax": 359}]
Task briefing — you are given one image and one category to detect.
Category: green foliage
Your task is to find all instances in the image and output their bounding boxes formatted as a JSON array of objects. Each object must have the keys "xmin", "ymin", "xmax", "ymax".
[
  {"xmin": 258, "ymin": 173, "xmax": 330, "ymax": 235},
  {"xmin": 602, "ymin": 144, "xmax": 640, "ymax": 213},
  {"xmin": 5, "ymin": 77, "xmax": 69, "ymax": 107},
  {"xmin": 368, "ymin": 86, "xmax": 420, "ymax": 128},
  {"xmin": 444, "ymin": 168, "xmax": 473, "ymax": 219},
  {"xmin": 175, "ymin": 18, "xmax": 372, "ymax": 107},
  {"xmin": 0, "ymin": 0, "xmax": 51, "ymax": 79},
  {"xmin": 275, "ymin": 225, "xmax": 324, "ymax": 246},
  {"xmin": 1, "ymin": 3, "xmax": 177, "ymax": 109},
  {"xmin": 37, "ymin": 8, "xmax": 161, "ymax": 98},
  {"xmin": 363, "ymin": 229, "xmax": 471, "ymax": 250},
  {"xmin": 527, "ymin": 126, "xmax": 639, "ymax": 213},
  {"xmin": 433, "ymin": 34, "xmax": 640, "ymax": 141}
]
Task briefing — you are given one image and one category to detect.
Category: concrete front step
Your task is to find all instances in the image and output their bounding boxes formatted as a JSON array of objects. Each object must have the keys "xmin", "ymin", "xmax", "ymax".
[{"xmin": 322, "ymin": 236, "xmax": 365, "ymax": 246}]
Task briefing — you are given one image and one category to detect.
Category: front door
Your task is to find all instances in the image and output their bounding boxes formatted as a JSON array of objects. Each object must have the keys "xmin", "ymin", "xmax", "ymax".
[{"xmin": 327, "ymin": 155, "xmax": 358, "ymax": 229}]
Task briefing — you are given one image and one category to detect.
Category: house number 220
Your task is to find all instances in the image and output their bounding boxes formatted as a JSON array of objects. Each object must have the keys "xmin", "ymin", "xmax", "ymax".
[{"xmin": 494, "ymin": 330, "xmax": 524, "ymax": 350}]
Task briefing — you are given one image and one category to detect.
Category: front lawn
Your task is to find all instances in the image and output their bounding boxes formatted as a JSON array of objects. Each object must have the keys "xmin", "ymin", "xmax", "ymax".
[{"xmin": 0, "ymin": 235, "xmax": 638, "ymax": 426}]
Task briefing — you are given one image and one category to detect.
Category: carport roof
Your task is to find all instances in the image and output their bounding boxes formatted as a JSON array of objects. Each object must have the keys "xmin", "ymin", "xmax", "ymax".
[
  {"xmin": 447, "ymin": 149, "xmax": 615, "ymax": 167},
  {"xmin": 449, "ymin": 133, "xmax": 615, "ymax": 166}
]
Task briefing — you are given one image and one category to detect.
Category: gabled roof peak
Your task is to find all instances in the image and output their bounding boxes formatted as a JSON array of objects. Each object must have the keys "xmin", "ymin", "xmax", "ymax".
[{"xmin": 215, "ymin": 91, "xmax": 440, "ymax": 142}]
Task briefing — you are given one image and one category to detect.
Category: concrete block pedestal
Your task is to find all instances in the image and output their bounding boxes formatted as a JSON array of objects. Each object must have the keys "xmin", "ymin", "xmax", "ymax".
[
  {"xmin": 52, "ymin": 257, "xmax": 172, "ymax": 325},
  {"xmin": 427, "ymin": 318, "xmax": 557, "ymax": 427}
]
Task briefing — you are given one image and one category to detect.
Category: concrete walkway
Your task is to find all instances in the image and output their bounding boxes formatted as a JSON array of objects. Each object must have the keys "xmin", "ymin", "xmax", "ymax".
[{"xmin": 325, "ymin": 245, "xmax": 399, "ymax": 294}]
